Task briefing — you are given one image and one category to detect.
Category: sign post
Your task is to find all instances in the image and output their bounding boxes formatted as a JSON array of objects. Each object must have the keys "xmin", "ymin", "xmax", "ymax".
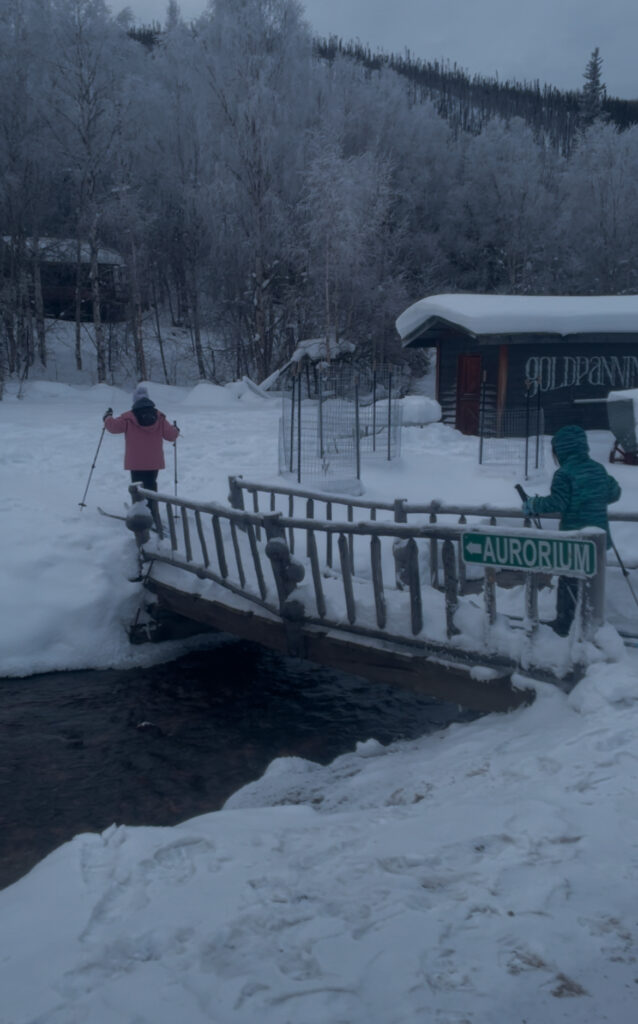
[
  {"xmin": 461, "ymin": 528, "xmax": 607, "ymax": 638},
  {"xmin": 462, "ymin": 531, "xmax": 597, "ymax": 577}
]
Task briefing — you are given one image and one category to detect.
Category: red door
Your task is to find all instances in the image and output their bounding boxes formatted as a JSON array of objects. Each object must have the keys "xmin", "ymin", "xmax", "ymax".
[{"xmin": 456, "ymin": 354, "xmax": 482, "ymax": 435}]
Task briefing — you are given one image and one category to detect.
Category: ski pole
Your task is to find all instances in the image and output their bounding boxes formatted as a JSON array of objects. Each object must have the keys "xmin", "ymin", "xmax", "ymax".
[
  {"xmin": 515, "ymin": 484, "xmax": 542, "ymax": 530},
  {"xmin": 609, "ymin": 537, "xmax": 638, "ymax": 609},
  {"xmin": 79, "ymin": 425, "xmax": 106, "ymax": 509},
  {"xmin": 173, "ymin": 422, "xmax": 178, "ymax": 497}
]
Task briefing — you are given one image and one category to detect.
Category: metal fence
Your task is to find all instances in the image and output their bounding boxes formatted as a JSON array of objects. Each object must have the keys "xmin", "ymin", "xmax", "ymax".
[
  {"xmin": 479, "ymin": 405, "xmax": 546, "ymax": 477},
  {"xmin": 279, "ymin": 364, "xmax": 402, "ymax": 490}
]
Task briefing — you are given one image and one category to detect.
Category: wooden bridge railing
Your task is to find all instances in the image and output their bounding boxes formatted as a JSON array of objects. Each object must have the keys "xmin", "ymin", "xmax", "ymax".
[
  {"xmin": 131, "ymin": 483, "xmax": 608, "ymax": 673},
  {"xmin": 228, "ymin": 474, "xmax": 638, "ymax": 584}
]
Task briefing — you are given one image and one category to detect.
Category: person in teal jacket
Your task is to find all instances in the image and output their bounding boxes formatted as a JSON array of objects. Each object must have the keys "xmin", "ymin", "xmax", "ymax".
[{"xmin": 522, "ymin": 424, "xmax": 621, "ymax": 636}]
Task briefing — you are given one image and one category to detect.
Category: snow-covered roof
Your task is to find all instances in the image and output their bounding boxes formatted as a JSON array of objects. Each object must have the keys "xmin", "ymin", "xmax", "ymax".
[
  {"xmin": 1, "ymin": 236, "xmax": 124, "ymax": 266},
  {"xmin": 290, "ymin": 335, "xmax": 356, "ymax": 364},
  {"xmin": 397, "ymin": 293, "xmax": 638, "ymax": 345}
]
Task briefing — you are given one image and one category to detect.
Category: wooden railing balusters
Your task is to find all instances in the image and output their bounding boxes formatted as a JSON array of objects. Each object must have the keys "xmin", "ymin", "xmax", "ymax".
[
  {"xmin": 370, "ymin": 535, "xmax": 386, "ymax": 629},
  {"xmin": 252, "ymin": 491, "xmax": 261, "ymax": 540},
  {"xmin": 442, "ymin": 538, "xmax": 459, "ymax": 638},
  {"xmin": 195, "ymin": 510, "xmax": 209, "ymax": 568},
  {"xmin": 307, "ymin": 529, "xmax": 326, "ymax": 619},
  {"xmin": 247, "ymin": 522, "xmax": 267, "ymax": 600},
  {"xmin": 288, "ymin": 494, "xmax": 294, "ymax": 553},
  {"xmin": 484, "ymin": 568, "xmax": 497, "ymax": 626},
  {"xmin": 429, "ymin": 503, "xmax": 439, "ymax": 588},
  {"xmin": 338, "ymin": 533, "xmax": 356, "ymax": 624},
  {"xmin": 407, "ymin": 538, "xmax": 423, "ymax": 635},
  {"xmin": 230, "ymin": 521, "xmax": 246, "ymax": 588},
  {"xmin": 181, "ymin": 508, "xmax": 193, "ymax": 562},
  {"xmin": 306, "ymin": 498, "xmax": 314, "ymax": 557},
  {"xmin": 131, "ymin": 482, "xmax": 610, "ymax": 677},
  {"xmin": 525, "ymin": 574, "xmax": 539, "ymax": 635},
  {"xmin": 166, "ymin": 503, "xmax": 178, "ymax": 551},
  {"xmin": 212, "ymin": 515, "xmax": 229, "ymax": 579},
  {"xmin": 326, "ymin": 502, "xmax": 333, "ymax": 567}
]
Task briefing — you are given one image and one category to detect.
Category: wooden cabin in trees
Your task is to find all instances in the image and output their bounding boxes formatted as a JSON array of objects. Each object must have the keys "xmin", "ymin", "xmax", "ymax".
[
  {"xmin": 397, "ymin": 293, "xmax": 638, "ymax": 435},
  {"xmin": 0, "ymin": 237, "xmax": 130, "ymax": 322}
]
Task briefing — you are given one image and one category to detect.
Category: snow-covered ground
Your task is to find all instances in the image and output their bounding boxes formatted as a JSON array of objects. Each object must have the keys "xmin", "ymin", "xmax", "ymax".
[{"xmin": 1, "ymin": 377, "xmax": 638, "ymax": 1023}]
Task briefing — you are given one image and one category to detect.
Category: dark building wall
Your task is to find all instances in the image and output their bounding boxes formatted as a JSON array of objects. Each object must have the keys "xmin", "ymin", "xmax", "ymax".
[
  {"xmin": 504, "ymin": 336, "xmax": 638, "ymax": 433},
  {"xmin": 436, "ymin": 332, "xmax": 638, "ymax": 435}
]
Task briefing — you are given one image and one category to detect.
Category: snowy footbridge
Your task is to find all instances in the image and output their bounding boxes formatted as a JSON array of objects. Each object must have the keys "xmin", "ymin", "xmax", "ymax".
[{"xmin": 128, "ymin": 478, "xmax": 615, "ymax": 713}]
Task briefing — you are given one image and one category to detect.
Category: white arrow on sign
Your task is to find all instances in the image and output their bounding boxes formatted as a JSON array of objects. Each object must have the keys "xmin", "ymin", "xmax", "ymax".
[{"xmin": 466, "ymin": 542, "xmax": 483, "ymax": 554}]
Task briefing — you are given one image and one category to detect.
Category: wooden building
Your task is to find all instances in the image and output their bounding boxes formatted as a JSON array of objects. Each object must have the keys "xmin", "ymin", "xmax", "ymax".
[
  {"xmin": 0, "ymin": 237, "xmax": 130, "ymax": 322},
  {"xmin": 397, "ymin": 294, "xmax": 638, "ymax": 435}
]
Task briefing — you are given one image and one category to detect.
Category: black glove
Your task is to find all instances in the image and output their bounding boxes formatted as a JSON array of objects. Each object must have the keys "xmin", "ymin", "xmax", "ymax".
[{"xmin": 103, "ymin": 407, "xmax": 113, "ymax": 421}]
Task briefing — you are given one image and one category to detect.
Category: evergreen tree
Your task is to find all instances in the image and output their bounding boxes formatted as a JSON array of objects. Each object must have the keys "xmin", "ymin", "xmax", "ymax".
[{"xmin": 579, "ymin": 47, "xmax": 606, "ymax": 128}]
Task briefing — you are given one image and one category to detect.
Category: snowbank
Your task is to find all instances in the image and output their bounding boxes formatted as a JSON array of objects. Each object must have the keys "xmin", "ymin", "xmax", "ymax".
[
  {"xmin": 1, "ymin": 667, "xmax": 637, "ymax": 1023},
  {"xmin": 399, "ymin": 394, "xmax": 441, "ymax": 425}
]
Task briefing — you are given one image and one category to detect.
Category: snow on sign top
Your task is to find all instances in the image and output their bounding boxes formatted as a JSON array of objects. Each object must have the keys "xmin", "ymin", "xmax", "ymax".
[{"xmin": 396, "ymin": 293, "xmax": 638, "ymax": 345}]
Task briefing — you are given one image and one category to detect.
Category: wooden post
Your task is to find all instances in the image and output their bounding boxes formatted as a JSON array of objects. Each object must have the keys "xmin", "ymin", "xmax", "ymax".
[
  {"xmin": 227, "ymin": 475, "xmax": 245, "ymax": 511},
  {"xmin": 212, "ymin": 515, "xmax": 228, "ymax": 578},
  {"xmin": 166, "ymin": 504, "xmax": 178, "ymax": 551},
  {"xmin": 525, "ymin": 574, "xmax": 539, "ymax": 636},
  {"xmin": 393, "ymin": 498, "xmax": 408, "ymax": 524},
  {"xmin": 370, "ymin": 535, "xmax": 386, "ymax": 629},
  {"xmin": 429, "ymin": 504, "xmax": 439, "ymax": 588},
  {"xmin": 484, "ymin": 567, "xmax": 497, "ymax": 625},
  {"xmin": 247, "ymin": 522, "xmax": 267, "ymax": 600},
  {"xmin": 181, "ymin": 509, "xmax": 193, "ymax": 562},
  {"xmin": 306, "ymin": 498, "xmax": 314, "ymax": 558},
  {"xmin": 252, "ymin": 490, "xmax": 261, "ymax": 540},
  {"xmin": 230, "ymin": 521, "xmax": 246, "ymax": 587},
  {"xmin": 338, "ymin": 533, "xmax": 356, "ymax": 624},
  {"xmin": 442, "ymin": 538, "xmax": 459, "ymax": 638},
  {"xmin": 307, "ymin": 529, "xmax": 327, "ymax": 619},
  {"xmin": 264, "ymin": 531, "xmax": 305, "ymax": 613},
  {"xmin": 195, "ymin": 510, "xmax": 209, "ymax": 568},
  {"xmin": 582, "ymin": 530, "xmax": 607, "ymax": 639},
  {"xmin": 407, "ymin": 538, "xmax": 423, "ymax": 635},
  {"xmin": 457, "ymin": 517, "xmax": 467, "ymax": 595},
  {"xmin": 347, "ymin": 504, "xmax": 354, "ymax": 572}
]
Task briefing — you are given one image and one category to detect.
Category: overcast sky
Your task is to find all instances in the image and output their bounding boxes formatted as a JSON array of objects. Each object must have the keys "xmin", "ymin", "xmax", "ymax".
[{"xmin": 129, "ymin": 0, "xmax": 638, "ymax": 99}]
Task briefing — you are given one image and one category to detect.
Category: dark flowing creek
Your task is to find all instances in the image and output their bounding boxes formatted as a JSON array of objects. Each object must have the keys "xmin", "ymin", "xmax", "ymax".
[{"xmin": 0, "ymin": 639, "xmax": 479, "ymax": 891}]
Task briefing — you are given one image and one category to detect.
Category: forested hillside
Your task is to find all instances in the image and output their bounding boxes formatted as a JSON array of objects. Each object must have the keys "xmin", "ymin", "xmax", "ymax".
[{"xmin": 2, "ymin": 0, "xmax": 638, "ymax": 389}]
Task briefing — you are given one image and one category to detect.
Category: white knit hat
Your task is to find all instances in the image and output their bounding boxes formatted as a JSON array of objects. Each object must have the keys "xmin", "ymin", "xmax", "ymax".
[{"xmin": 132, "ymin": 384, "xmax": 149, "ymax": 404}]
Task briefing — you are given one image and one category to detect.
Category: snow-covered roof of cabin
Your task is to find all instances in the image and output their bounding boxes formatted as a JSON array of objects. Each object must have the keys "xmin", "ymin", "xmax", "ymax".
[
  {"xmin": 290, "ymin": 335, "xmax": 356, "ymax": 364},
  {"xmin": 397, "ymin": 293, "xmax": 638, "ymax": 345},
  {"xmin": 2, "ymin": 236, "xmax": 124, "ymax": 266}
]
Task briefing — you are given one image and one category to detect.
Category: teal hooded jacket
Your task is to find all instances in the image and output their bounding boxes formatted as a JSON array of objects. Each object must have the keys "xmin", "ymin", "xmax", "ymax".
[{"xmin": 530, "ymin": 425, "xmax": 621, "ymax": 546}]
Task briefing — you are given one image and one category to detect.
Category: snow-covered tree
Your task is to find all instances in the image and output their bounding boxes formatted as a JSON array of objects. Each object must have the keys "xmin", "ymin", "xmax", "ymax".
[
  {"xmin": 557, "ymin": 121, "xmax": 638, "ymax": 293},
  {"xmin": 442, "ymin": 119, "xmax": 558, "ymax": 293}
]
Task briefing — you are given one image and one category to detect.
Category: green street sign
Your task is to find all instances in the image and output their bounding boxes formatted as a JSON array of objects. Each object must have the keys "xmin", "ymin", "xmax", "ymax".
[{"xmin": 461, "ymin": 531, "xmax": 597, "ymax": 577}]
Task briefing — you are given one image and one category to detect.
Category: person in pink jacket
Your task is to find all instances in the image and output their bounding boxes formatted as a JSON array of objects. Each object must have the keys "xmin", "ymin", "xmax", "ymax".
[{"xmin": 103, "ymin": 385, "xmax": 179, "ymax": 500}]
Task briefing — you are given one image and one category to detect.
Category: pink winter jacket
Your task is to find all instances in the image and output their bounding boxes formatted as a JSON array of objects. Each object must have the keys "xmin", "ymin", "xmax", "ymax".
[{"xmin": 104, "ymin": 410, "xmax": 179, "ymax": 470}]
